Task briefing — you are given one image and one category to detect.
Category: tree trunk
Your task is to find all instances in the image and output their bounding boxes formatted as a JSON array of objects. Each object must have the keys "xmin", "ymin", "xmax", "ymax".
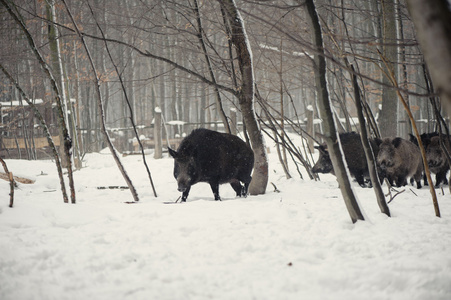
[
  {"xmin": 47, "ymin": 1, "xmax": 71, "ymax": 166},
  {"xmin": 304, "ymin": 0, "xmax": 364, "ymax": 223},
  {"xmin": 351, "ymin": 65, "xmax": 390, "ymax": 217},
  {"xmin": 194, "ymin": 0, "xmax": 231, "ymax": 134},
  {"xmin": 62, "ymin": 0, "xmax": 140, "ymax": 202},
  {"xmin": 0, "ymin": 157, "xmax": 14, "ymax": 208},
  {"xmin": 3, "ymin": 0, "xmax": 75, "ymax": 203},
  {"xmin": 219, "ymin": 0, "xmax": 268, "ymax": 195},
  {"xmin": 378, "ymin": 0, "xmax": 398, "ymax": 137},
  {"xmin": 406, "ymin": 0, "xmax": 451, "ymax": 117},
  {"xmin": 0, "ymin": 63, "xmax": 69, "ymax": 203},
  {"xmin": 154, "ymin": 107, "xmax": 162, "ymax": 159}
]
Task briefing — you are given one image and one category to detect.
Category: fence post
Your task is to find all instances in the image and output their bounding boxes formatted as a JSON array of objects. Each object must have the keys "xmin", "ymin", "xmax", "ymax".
[
  {"xmin": 154, "ymin": 107, "xmax": 162, "ymax": 159},
  {"xmin": 306, "ymin": 105, "xmax": 314, "ymax": 153},
  {"xmin": 230, "ymin": 108, "xmax": 237, "ymax": 135}
]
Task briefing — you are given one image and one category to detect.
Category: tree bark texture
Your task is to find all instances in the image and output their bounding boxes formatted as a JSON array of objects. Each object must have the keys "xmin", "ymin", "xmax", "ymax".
[
  {"xmin": 406, "ymin": 0, "xmax": 451, "ymax": 117},
  {"xmin": 304, "ymin": 0, "xmax": 364, "ymax": 223},
  {"xmin": 0, "ymin": 63, "xmax": 68, "ymax": 203},
  {"xmin": 351, "ymin": 65, "xmax": 390, "ymax": 217},
  {"xmin": 62, "ymin": 0, "xmax": 140, "ymax": 202},
  {"xmin": 219, "ymin": 0, "xmax": 268, "ymax": 195},
  {"xmin": 378, "ymin": 0, "xmax": 399, "ymax": 137},
  {"xmin": 154, "ymin": 108, "xmax": 163, "ymax": 159},
  {"xmin": 194, "ymin": 0, "xmax": 231, "ymax": 134},
  {"xmin": 0, "ymin": 157, "xmax": 14, "ymax": 208},
  {"xmin": 1, "ymin": 0, "xmax": 75, "ymax": 203}
]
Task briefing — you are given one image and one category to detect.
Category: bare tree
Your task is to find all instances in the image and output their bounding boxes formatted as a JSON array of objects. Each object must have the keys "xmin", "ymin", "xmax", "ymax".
[
  {"xmin": 378, "ymin": 0, "xmax": 399, "ymax": 137},
  {"xmin": 406, "ymin": 0, "xmax": 451, "ymax": 117},
  {"xmin": 1, "ymin": 0, "xmax": 76, "ymax": 203},
  {"xmin": 0, "ymin": 63, "xmax": 68, "ymax": 203},
  {"xmin": 61, "ymin": 0, "xmax": 140, "ymax": 202},
  {"xmin": 351, "ymin": 65, "xmax": 390, "ymax": 217},
  {"xmin": 304, "ymin": 0, "xmax": 364, "ymax": 223},
  {"xmin": 193, "ymin": 0, "xmax": 231, "ymax": 134},
  {"xmin": 401, "ymin": 0, "xmax": 448, "ymax": 217},
  {"xmin": 0, "ymin": 155, "xmax": 15, "ymax": 207},
  {"xmin": 219, "ymin": 0, "xmax": 268, "ymax": 195}
]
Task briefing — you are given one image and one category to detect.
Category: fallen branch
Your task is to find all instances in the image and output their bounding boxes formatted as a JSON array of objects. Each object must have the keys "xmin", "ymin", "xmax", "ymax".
[
  {"xmin": 387, "ymin": 188, "xmax": 406, "ymax": 204},
  {"xmin": 97, "ymin": 186, "xmax": 129, "ymax": 190},
  {"xmin": 0, "ymin": 172, "xmax": 35, "ymax": 185}
]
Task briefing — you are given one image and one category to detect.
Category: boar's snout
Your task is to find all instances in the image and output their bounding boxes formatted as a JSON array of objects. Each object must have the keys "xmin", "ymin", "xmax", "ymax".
[
  {"xmin": 177, "ymin": 181, "xmax": 189, "ymax": 192},
  {"xmin": 378, "ymin": 160, "xmax": 393, "ymax": 170},
  {"xmin": 428, "ymin": 158, "xmax": 439, "ymax": 168},
  {"xmin": 311, "ymin": 165, "xmax": 320, "ymax": 173},
  {"xmin": 312, "ymin": 164, "xmax": 331, "ymax": 174},
  {"xmin": 176, "ymin": 175, "xmax": 191, "ymax": 193}
]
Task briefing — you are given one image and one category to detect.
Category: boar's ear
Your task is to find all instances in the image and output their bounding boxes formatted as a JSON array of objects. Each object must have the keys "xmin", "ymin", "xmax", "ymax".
[
  {"xmin": 314, "ymin": 145, "xmax": 327, "ymax": 154},
  {"xmin": 373, "ymin": 138, "xmax": 382, "ymax": 146},
  {"xmin": 168, "ymin": 147, "xmax": 178, "ymax": 158},
  {"xmin": 392, "ymin": 137, "xmax": 403, "ymax": 148}
]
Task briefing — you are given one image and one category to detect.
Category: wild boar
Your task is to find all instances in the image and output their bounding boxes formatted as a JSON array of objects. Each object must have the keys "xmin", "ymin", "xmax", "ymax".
[
  {"xmin": 168, "ymin": 128, "xmax": 254, "ymax": 202},
  {"xmin": 409, "ymin": 132, "xmax": 439, "ymax": 149},
  {"xmin": 312, "ymin": 132, "xmax": 381, "ymax": 187},
  {"xmin": 426, "ymin": 135, "xmax": 450, "ymax": 186},
  {"xmin": 376, "ymin": 137, "xmax": 423, "ymax": 188},
  {"xmin": 408, "ymin": 132, "xmax": 440, "ymax": 186}
]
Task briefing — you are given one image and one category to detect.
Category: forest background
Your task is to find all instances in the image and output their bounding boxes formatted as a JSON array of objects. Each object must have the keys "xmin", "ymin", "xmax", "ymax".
[{"xmin": 0, "ymin": 0, "xmax": 450, "ymax": 213}]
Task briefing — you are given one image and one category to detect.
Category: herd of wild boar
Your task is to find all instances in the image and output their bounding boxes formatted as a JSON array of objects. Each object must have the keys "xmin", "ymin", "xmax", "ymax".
[
  {"xmin": 168, "ymin": 128, "xmax": 450, "ymax": 202},
  {"xmin": 312, "ymin": 132, "xmax": 451, "ymax": 189}
]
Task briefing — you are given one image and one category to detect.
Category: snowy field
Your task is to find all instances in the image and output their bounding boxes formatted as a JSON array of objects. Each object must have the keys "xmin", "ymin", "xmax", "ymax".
[{"xmin": 1, "ymin": 137, "xmax": 450, "ymax": 300}]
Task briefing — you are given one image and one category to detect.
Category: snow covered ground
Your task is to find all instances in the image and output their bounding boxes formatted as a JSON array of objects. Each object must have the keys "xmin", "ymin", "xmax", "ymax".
[{"xmin": 1, "ymin": 138, "xmax": 450, "ymax": 300}]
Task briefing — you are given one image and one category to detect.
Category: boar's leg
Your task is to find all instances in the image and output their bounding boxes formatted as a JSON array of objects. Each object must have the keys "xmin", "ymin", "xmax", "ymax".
[
  {"xmin": 386, "ymin": 175, "xmax": 394, "ymax": 187},
  {"xmin": 413, "ymin": 168, "xmax": 423, "ymax": 189},
  {"xmin": 423, "ymin": 173, "xmax": 429, "ymax": 186},
  {"xmin": 230, "ymin": 179, "xmax": 244, "ymax": 197},
  {"xmin": 415, "ymin": 179, "xmax": 422, "ymax": 189},
  {"xmin": 435, "ymin": 169, "xmax": 449, "ymax": 187},
  {"xmin": 354, "ymin": 171, "xmax": 366, "ymax": 187},
  {"xmin": 241, "ymin": 175, "xmax": 252, "ymax": 197},
  {"xmin": 243, "ymin": 181, "xmax": 250, "ymax": 197},
  {"xmin": 181, "ymin": 186, "xmax": 191, "ymax": 202},
  {"xmin": 413, "ymin": 175, "xmax": 422, "ymax": 189},
  {"xmin": 395, "ymin": 175, "xmax": 408, "ymax": 187},
  {"xmin": 209, "ymin": 181, "xmax": 221, "ymax": 201}
]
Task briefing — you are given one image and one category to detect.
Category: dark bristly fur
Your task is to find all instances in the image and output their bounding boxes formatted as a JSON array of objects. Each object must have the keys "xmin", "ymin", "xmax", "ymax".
[
  {"xmin": 426, "ymin": 136, "xmax": 450, "ymax": 187},
  {"xmin": 168, "ymin": 128, "xmax": 254, "ymax": 202},
  {"xmin": 312, "ymin": 132, "xmax": 381, "ymax": 187},
  {"xmin": 376, "ymin": 137, "xmax": 423, "ymax": 188}
]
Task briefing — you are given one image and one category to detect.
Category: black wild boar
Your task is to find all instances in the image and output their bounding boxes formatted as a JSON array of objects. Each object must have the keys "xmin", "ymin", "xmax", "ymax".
[
  {"xmin": 376, "ymin": 137, "xmax": 423, "ymax": 188},
  {"xmin": 426, "ymin": 136, "xmax": 450, "ymax": 186},
  {"xmin": 409, "ymin": 132, "xmax": 439, "ymax": 148},
  {"xmin": 168, "ymin": 128, "xmax": 254, "ymax": 202},
  {"xmin": 312, "ymin": 132, "xmax": 380, "ymax": 187},
  {"xmin": 408, "ymin": 132, "xmax": 439, "ymax": 186}
]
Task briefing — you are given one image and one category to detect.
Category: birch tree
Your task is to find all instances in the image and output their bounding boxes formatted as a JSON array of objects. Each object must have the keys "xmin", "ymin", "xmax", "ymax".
[
  {"xmin": 219, "ymin": 0, "xmax": 268, "ymax": 195},
  {"xmin": 1, "ymin": 0, "xmax": 76, "ymax": 203}
]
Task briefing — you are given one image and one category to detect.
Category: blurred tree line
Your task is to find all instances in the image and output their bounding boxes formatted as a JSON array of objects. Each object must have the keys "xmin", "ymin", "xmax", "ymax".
[
  {"xmin": 0, "ymin": 0, "xmax": 448, "ymax": 211},
  {"xmin": 1, "ymin": 0, "xmax": 442, "ymax": 151}
]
